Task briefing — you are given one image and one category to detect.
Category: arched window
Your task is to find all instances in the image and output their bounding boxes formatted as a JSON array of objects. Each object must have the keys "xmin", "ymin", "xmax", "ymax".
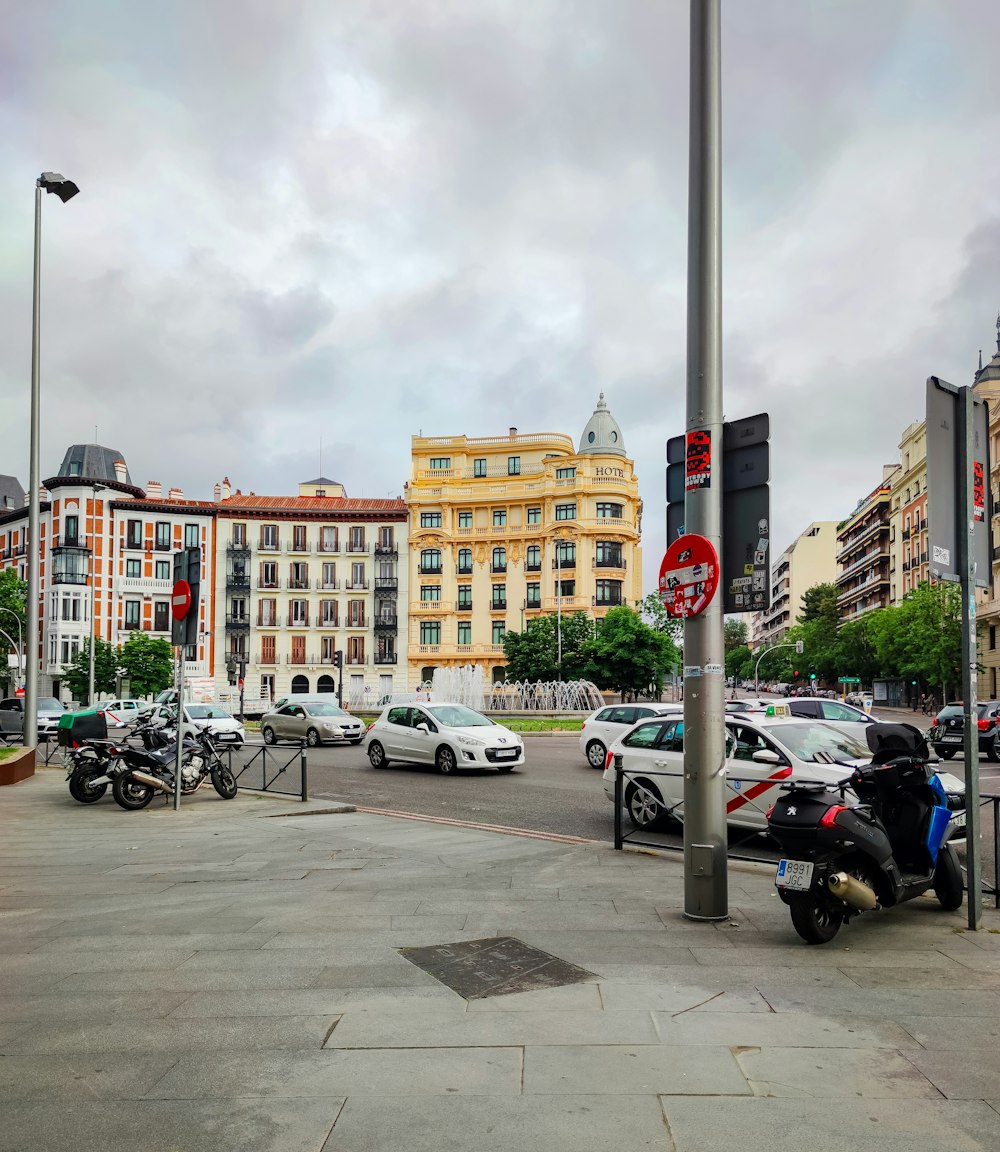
[
  {"xmin": 491, "ymin": 547, "xmax": 507, "ymax": 573},
  {"xmin": 526, "ymin": 544, "xmax": 541, "ymax": 571},
  {"xmin": 290, "ymin": 674, "xmax": 310, "ymax": 694},
  {"xmin": 457, "ymin": 547, "xmax": 472, "ymax": 574},
  {"xmin": 420, "ymin": 666, "xmax": 435, "ymax": 684},
  {"xmin": 420, "ymin": 549, "xmax": 442, "ymax": 574},
  {"xmin": 317, "ymin": 675, "xmax": 336, "ymax": 694},
  {"xmin": 492, "ymin": 666, "xmax": 507, "ymax": 684}
]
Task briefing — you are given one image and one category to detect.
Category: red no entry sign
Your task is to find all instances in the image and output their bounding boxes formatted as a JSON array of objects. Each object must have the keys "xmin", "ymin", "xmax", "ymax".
[
  {"xmin": 171, "ymin": 579, "xmax": 192, "ymax": 621},
  {"xmin": 658, "ymin": 533, "xmax": 719, "ymax": 619}
]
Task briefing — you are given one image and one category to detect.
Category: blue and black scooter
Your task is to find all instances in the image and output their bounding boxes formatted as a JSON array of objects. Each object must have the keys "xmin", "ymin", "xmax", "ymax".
[{"xmin": 767, "ymin": 723, "xmax": 965, "ymax": 944}]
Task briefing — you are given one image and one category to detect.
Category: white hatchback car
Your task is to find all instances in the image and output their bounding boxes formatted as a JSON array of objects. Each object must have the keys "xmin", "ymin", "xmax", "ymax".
[
  {"xmin": 150, "ymin": 704, "xmax": 246, "ymax": 746},
  {"xmin": 98, "ymin": 698, "xmax": 148, "ymax": 729},
  {"xmin": 602, "ymin": 712, "xmax": 875, "ymax": 832},
  {"xmin": 579, "ymin": 703, "xmax": 683, "ymax": 769},
  {"xmin": 365, "ymin": 702, "xmax": 524, "ymax": 774}
]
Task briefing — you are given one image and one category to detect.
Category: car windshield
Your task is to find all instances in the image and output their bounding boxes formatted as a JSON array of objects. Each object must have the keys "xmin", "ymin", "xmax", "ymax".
[
  {"xmin": 303, "ymin": 703, "xmax": 349, "ymax": 717},
  {"xmin": 186, "ymin": 705, "xmax": 231, "ymax": 720},
  {"xmin": 38, "ymin": 698, "xmax": 62, "ymax": 710},
  {"xmin": 759, "ymin": 721, "xmax": 868, "ymax": 762},
  {"xmin": 426, "ymin": 705, "xmax": 493, "ymax": 728}
]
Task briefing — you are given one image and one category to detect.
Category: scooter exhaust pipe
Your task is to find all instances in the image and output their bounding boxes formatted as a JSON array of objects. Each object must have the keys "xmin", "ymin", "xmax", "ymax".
[
  {"xmin": 129, "ymin": 769, "xmax": 173, "ymax": 794},
  {"xmin": 828, "ymin": 872, "xmax": 878, "ymax": 911}
]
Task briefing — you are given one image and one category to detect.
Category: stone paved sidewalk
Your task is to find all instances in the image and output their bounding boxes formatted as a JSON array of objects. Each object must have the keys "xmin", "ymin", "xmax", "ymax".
[{"xmin": 1, "ymin": 769, "xmax": 999, "ymax": 1151}]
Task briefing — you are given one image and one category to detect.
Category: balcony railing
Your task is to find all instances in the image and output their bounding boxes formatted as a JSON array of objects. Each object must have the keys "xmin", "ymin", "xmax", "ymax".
[
  {"xmin": 524, "ymin": 562, "xmax": 541, "ymax": 572},
  {"xmin": 257, "ymin": 578, "xmax": 280, "ymax": 590},
  {"xmin": 257, "ymin": 616, "xmax": 279, "ymax": 628},
  {"xmin": 419, "ymin": 565, "xmax": 443, "ymax": 575},
  {"xmin": 52, "ymin": 573, "xmax": 89, "ymax": 586},
  {"xmin": 374, "ymin": 653, "xmax": 398, "ymax": 664},
  {"xmin": 594, "ymin": 596, "xmax": 624, "ymax": 608},
  {"xmin": 52, "ymin": 535, "xmax": 91, "ymax": 551},
  {"xmin": 345, "ymin": 542, "xmax": 370, "ymax": 554},
  {"xmin": 491, "ymin": 599, "xmax": 507, "ymax": 611},
  {"xmin": 374, "ymin": 616, "xmax": 398, "ymax": 631},
  {"xmin": 345, "ymin": 656, "xmax": 366, "ymax": 665},
  {"xmin": 319, "ymin": 616, "xmax": 339, "ymax": 628},
  {"xmin": 258, "ymin": 541, "xmax": 280, "ymax": 551},
  {"xmin": 456, "ymin": 601, "xmax": 473, "ymax": 613},
  {"xmin": 226, "ymin": 542, "xmax": 250, "ymax": 556},
  {"xmin": 457, "ymin": 565, "xmax": 474, "ymax": 575},
  {"xmin": 286, "ymin": 615, "xmax": 310, "ymax": 627},
  {"xmin": 415, "ymin": 643, "xmax": 505, "ymax": 656},
  {"xmin": 317, "ymin": 542, "xmax": 340, "ymax": 554},
  {"xmin": 154, "ymin": 540, "xmax": 172, "ymax": 552},
  {"xmin": 374, "ymin": 545, "xmax": 398, "ymax": 559},
  {"xmin": 525, "ymin": 600, "xmax": 542, "ymax": 611},
  {"xmin": 374, "ymin": 577, "xmax": 398, "ymax": 592},
  {"xmin": 345, "ymin": 580, "xmax": 370, "ymax": 591},
  {"xmin": 491, "ymin": 563, "xmax": 508, "ymax": 574},
  {"xmin": 345, "ymin": 616, "xmax": 366, "ymax": 629},
  {"xmin": 287, "ymin": 540, "xmax": 312, "ymax": 553},
  {"xmin": 225, "ymin": 616, "xmax": 251, "ymax": 631},
  {"xmin": 285, "ymin": 654, "xmax": 317, "ymax": 665},
  {"xmin": 902, "ymin": 528, "xmax": 911, "ymax": 541},
  {"xmin": 417, "ymin": 600, "xmax": 450, "ymax": 613},
  {"xmin": 258, "ymin": 651, "xmax": 278, "ymax": 665},
  {"xmin": 552, "ymin": 558, "xmax": 577, "ymax": 570},
  {"xmin": 594, "ymin": 556, "xmax": 626, "ymax": 569},
  {"xmin": 226, "ymin": 573, "xmax": 251, "ymax": 589},
  {"xmin": 287, "ymin": 578, "xmax": 310, "ymax": 590},
  {"xmin": 316, "ymin": 577, "xmax": 340, "ymax": 590},
  {"xmin": 118, "ymin": 576, "xmax": 171, "ymax": 593}
]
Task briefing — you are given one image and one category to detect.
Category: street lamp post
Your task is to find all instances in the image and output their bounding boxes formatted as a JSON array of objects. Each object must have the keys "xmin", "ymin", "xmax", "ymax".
[
  {"xmin": 0, "ymin": 609, "xmax": 24, "ymax": 689},
  {"xmin": 87, "ymin": 483, "xmax": 106, "ymax": 705},
  {"xmin": 24, "ymin": 172, "xmax": 79, "ymax": 748},
  {"xmin": 554, "ymin": 538, "xmax": 566, "ymax": 678}
]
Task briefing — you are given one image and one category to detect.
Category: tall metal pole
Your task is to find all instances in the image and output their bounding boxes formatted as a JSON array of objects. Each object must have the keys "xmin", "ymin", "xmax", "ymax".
[
  {"xmin": 556, "ymin": 543, "xmax": 563, "ymax": 676},
  {"xmin": 87, "ymin": 483, "xmax": 99, "ymax": 705},
  {"xmin": 0, "ymin": 610, "xmax": 24, "ymax": 690},
  {"xmin": 957, "ymin": 387, "xmax": 982, "ymax": 929},
  {"xmin": 24, "ymin": 184, "xmax": 43, "ymax": 748},
  {"xmin": 682, "ymin": 0, "xmax": 728, "ymax": 921}
]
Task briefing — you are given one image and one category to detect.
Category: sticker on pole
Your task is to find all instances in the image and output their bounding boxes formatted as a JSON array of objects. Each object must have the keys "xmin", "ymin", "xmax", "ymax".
[
  {"xmin": 658, "ymin": 533, "xmax": 719, "ymax": 619},
  {"xmin": 685, "ymin": 430, "xmax": 712, "ymax": 491},
  {"xmin": 171, "ymin": 579, "xmax": 192, "ymax": 621}
]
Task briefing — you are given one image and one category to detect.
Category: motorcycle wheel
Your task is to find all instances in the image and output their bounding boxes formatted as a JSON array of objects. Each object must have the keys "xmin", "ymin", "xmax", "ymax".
[
  {"xmin": 933, "ymin": 844, "xmax": 964, "ymax": 911},
  {"xmin": 788, "ymin": 894, "xmax": 844, "ymax": 945},
  {"xmin": 211, "ymin": 765, "xmax": 238, "ymax": 799},
  {"xmin": 68, "ymin": 768, "xmax": 108, "ymax": 804},
  {"xmin": 112, "ymin": 774, "xmax": 156, "ymax": 811}
]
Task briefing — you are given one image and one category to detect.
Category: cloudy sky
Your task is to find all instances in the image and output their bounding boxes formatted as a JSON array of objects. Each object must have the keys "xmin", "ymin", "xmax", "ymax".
[{"xmin": 3, "ymin": 0, "xmax": 1000, "ymax": 593}]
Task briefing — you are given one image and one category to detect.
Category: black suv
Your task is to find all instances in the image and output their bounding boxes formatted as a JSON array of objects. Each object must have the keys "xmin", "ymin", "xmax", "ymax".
[{"xmin": 930, "ymin": 701, "xmax": 1000, "ymax": 761}]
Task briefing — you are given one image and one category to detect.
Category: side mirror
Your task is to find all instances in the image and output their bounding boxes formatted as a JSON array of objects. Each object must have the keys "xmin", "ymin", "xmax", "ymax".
[
  {"xmin": 752, "ymin": 748, "xmax": 783, "ymax": 765},
  {"xmin": 416, "ymin": 723, "xmax": 430, "ymax": 734}
]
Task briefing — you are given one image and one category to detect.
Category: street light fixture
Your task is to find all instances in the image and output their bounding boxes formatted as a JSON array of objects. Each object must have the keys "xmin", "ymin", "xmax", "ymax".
[
  {"xmin": 554, "ymin": 538, "xmax": 567, "ymax": 679},
  {"xmin": 0, "ymin": 609, "xmax": 24, "ymax": 690},
  {"xmin": 24, "ymin": 171, "xmax": 79, "ymax": 747},
  {"xmin": 87, "ymin": 483, "xmax": 106, "ymax": 705}
]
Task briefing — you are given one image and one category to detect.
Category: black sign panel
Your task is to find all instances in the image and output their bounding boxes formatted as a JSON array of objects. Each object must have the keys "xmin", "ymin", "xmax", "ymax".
[
  {"xmin": 722, "ymin": 485, "xmax": 771, "ymax": 614},
  {"xmin": 723, "ymin": 412, "xmax": 769, "ymax": 450},
  {"xmin": 722, "ymin": 443, "xmax": 769, "ymax": 492},
  {"xmin": 171, "ymin": 547, "xmax": 202, "ymax": 650}
]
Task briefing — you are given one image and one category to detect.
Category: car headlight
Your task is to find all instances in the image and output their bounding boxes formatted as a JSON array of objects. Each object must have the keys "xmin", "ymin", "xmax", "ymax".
[
  {"xmin": 456, "ymin": 735, "xmax": 485, "ymax": 747},
  {"xmin": 323, "ymin": 723, "xmax": 342, "ymax": 733}
]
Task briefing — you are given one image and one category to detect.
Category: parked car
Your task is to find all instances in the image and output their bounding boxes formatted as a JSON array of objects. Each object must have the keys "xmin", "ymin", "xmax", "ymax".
[
  {"xmin": 365, "ymin": 702, "xmax": 524, "ymax": 774},
  {"xmin": 930, "ymin": 701, "xmax": 1000, "ymax": 761},
  {"xmin": 150, "ymin": 704, "xmax": 245, "ymax": 745},
  {"xmin": 601, "ymin": 712, "xmax": 965, "ymax": 836},
  {"xmin": 0, "ymin": 695, "xmax": 66, "ymax": 740},
  {"xmin": 261, "ymin": 699, "xmax": 365, "ymax": 747},
  {"xmin": 97, "ymin": 698, "xmax": 148, "ymax": 729},
  {"xmin": 782, "ymin": 696, "xmax": 876, "ymax": 741},
  {"xmin": 725, "ymin": 698, "xmax": 768, "ymax": 715},
  {"xmin": 579, "ymin": 703, "xmax": 683, "ymax": 768}
]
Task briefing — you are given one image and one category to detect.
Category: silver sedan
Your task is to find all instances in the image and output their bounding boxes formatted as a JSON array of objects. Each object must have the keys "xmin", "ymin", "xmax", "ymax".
[{"xmin": 260, "ymin": 700, "xmax": 366, "ymax": 747}]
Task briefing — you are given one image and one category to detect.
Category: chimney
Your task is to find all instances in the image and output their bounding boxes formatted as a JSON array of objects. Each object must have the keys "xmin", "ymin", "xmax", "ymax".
[
  {"xmin": 509, "ymin": 426, "xmax": 517, "ymax": 438},
  {"xmin": 213, "ymin": 482, "xmax": 222, "ymax": 502},
  {"xmin": 167, "ymin": 487, "xmax": 183, "ymax": 500},
  {"xmin": 113, "ymin": 460, "xmax": 127, "ymax": 483},
  {"xmin": 146, "ymin": 481, "xmax": 162, "ymax": 499},
  {"xmin": 222, "ymin": 477, "xmax": 231, "ymax": 500}
]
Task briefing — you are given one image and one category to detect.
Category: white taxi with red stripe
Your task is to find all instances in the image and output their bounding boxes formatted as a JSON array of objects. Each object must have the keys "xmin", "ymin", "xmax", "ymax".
[{"xmin": 601, "ymin": 707, "xmax": 871, "ymax": 832}]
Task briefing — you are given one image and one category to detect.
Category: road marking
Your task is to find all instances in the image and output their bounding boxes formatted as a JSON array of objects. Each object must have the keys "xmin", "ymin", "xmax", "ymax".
[{"xmin": 351, "ymin": 805, "xmax": 599, "ymax": 845}]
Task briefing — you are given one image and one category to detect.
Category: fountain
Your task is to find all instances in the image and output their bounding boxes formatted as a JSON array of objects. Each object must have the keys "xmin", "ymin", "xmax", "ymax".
[{"xmin": 425, "ymin": 665, "xmax": 605, "ymax": 712}]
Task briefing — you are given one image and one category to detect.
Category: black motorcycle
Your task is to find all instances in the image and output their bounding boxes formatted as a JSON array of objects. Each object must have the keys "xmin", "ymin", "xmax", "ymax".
[
  {"xmin": 767, "ymin": 723, "xmax": 964, "ymax": 944},
  {"xmin": 112, "ymin": 725, "xmax": 239, "ymax": 810}
]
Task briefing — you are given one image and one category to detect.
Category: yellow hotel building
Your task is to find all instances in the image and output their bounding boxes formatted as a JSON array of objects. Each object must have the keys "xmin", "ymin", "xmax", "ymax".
[{"xmin": 405, "ymin": 395, "xmax": 643, "ymax": 684}]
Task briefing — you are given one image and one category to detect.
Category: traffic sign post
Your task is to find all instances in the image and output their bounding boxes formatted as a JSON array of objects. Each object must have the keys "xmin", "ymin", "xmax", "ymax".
[{"xmin": 658, "ymin": 534, "xmax": 719, "ymax": 619}]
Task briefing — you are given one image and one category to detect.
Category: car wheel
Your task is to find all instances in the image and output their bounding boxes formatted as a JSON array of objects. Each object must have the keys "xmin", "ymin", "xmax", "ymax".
[
  {"xmin": 936, "ymin": 748, "xmax": 958, "ymax": 760},
  {"xmin": 436, "ymin": 746, "xmax": 457, "ymax": 775},
  {"xmin": 624, "ymin": 780, "xmax": 665, "ymax": 830},
  {"xmin": 349, "ymin": 738, "xmax": 363, "ymax": 745},
  {"xmin": 987, "ymin": 740, "xmax": 1000, "ymax": 764},
  {"xmin": 306, "ymin": 727, "xmax": 321, "ymax": 748},
  {"xmin": 368, "ymin": 740, "xmax": 388, "ymax": 768},
  {"xmin": 262, "ymin": 726, "xmax": 277, "ymax": 746},
  {"xmin": 586, "ymin": 740, "xmax": 607, "ymax": 769}
]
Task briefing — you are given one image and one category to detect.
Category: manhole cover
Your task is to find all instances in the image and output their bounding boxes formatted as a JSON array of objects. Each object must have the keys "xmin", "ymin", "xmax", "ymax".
[{"xmin": 399, "ymin": 936, "xmax": 596, "ymax": 999}]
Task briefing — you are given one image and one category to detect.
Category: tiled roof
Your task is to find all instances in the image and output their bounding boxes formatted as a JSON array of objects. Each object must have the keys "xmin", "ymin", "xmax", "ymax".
[{"xmin": 220, "ymin": 495, "xmax": 405, "ymax": 512}]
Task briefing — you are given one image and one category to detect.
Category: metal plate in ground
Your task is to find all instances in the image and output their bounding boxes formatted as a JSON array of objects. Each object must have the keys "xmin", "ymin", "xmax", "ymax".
[{"xmin": 399, "ymin": 936, "xmax": 596, "ymax": 1000}]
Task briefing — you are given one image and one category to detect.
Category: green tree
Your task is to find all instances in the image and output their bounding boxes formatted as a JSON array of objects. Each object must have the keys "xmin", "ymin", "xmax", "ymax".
[
  {"xmin": 800, "ymin": 583, "xmax": 839, "ymax": 624},
  {"xmin": 639, "ymin": 592, "xmax": 681, "ymax": 642},
  {"xmin": 502, "ymin": 612, "xmax": 596, "ymax": 682},
  {"xmin": 61, "ymin": 638, "xmax": 119, "ymax": 705},
  {"xmin": 119, "ymin": 632, "xmax": 174, "ymax": 697},
  {"xmin": 725, "ymin": 644, "xmax": 752, "ymax": 683},
  {"xmin": 586, "ymin": 606, "xmax": 680, "ymax": 700},
  {"xmin": 0, "ymin": 569, "xmax": 27, "ymax": 690},
  {"xmin": 724, "ymin": 618, "xmax": 748, "ymax": 650},
  {"xmin": 835, "ymin": 616, "xmax": 880, "ymax": 686}
]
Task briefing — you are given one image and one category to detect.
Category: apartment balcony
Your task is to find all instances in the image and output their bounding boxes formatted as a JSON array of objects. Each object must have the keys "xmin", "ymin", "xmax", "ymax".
[
  {"xmin": 593, "ymin": 557, "xmax": 626, "ymax": 570},
  {"xmin": 551, "ymin": 558, "xmax": 576, "ymax": 570},
  {"xmin": 317, "ymin": 542, "xmax": 340, "ymax": 554},
  {"xmin": 491, "ymin": 563, "xmax": 508, "ymax": 574},
  {"xmin": 416, "ymin": 600, "xmax": 451, "ymax": 614},
  {"xmin": 257, "ymin": 541, "xmax": 280, "ymax": 552},
  {"xmin": 153, "ymin": 539, "xmax": 172, "ymax": 552},
  {"xmin": 345, "ymin": 617, "xmax": 367, "ymax": 629},
  {"xmin": 345, "ymin": 656, "xmax": 367, "ymax": 666},
  {"xmin": 257, "ymin": 616, "xmax": 280, "ymax": 628},
  {"xmin": 524, "ymin": 562, "xmax": 541, "ymax": 573},
  {"xmin": 901, "ymin": 528, "xmax": 911, "ymax": 541},
  {"xmin": 374, "ymin": 616, "xmax": 398, "ymax": 632},
  {"xmin": 53, "ymin": 534, "xmax": 89, "ymax": 552},
  {"xmin": 374, "ymin": 577, "xmax": 398, "ymax": 592},
  {"xmin": 836, "ymin": 550, "xmax": 885, "ymax": 584},
  {"xmin": 593, "ymin": 595, "xmax": 624, "ymax": 608},
  {"xmin": 256, "ymin": 578, "xmax": 280, "ymax": 590},
  {"xmin": 51, "ymin": 570, "xmax": 90, "ymax": 587},
  {"xmin": 490, "ymin": 599, "xmax": 507, "ymax": 611},
  {"xmin": 316, "ymin": 578, "xmax": 340, "ymax": 590},
  {"xmin": 456, "ymin": 565, "xmax": 474, "ymax": 575},
  {"xmin": 345, "ymin": 580, "xmax": 370, "ymax": 591},
  {"xmin": 419, "ymin": 565, "xmax": 443, "ymax": 576},
  {"xmin": 225, "ymin": 615, "xmax": 251, "ymax": 633},
  {"xmin": 414, "ymin": 643, "xmax": 505, "ymax": 657},
  {"xmin": 227, "ymin": 573, "xmax": 251, "ymax": 590},
  {"xmin": 319, "ymin": 616, "xmax": 339, "ymax": 628},
  {"xmin": 345, "ymin": 543, "xmax": 370, "ymax": 554},
  {"xmin": 374, "ymin": 545, "xmax": 398, "ymax": 559},
  {"xmin": 837, "ymin": 572, "xmax": 890, "ymax": 606},
  {"xmin": 286, "ymin": 541, "xmax": 312, "ymax": 553},
  {"xmin": 836, "ymin": 518, "xmax": 887, "ymax": 559},
  {"xmin": 258, "ymin": 651, "xmax": 278, "ymax": 665},
  {"xmin": 374, "ymin": 653, "xmax": 398, "ymax": 664},
  {"xmin": 226, "ymin": 543, "xmax": 251, "ymax": 558},
  {"xmin": 287, "ymin": 578, "xmax": 311, "ymax": 591},
  {"xmin": 541, "ymin": 595, "xmax": 588, "ymax": 611},
  {"xmin": 286, "ymin": 615, "xmax": 311, "ymax": 627},
  {"xmin": 456, "ymin": 601, "xmax": 473, "ymax": 613},
  {"xmin": 285, "ymin": 654, "xmax": 318, "ymax": 665}
]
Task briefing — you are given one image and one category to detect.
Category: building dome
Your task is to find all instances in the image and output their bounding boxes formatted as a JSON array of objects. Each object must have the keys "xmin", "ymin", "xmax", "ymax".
[
  {"xmin": 57, "ymin": 444, "xmax": 133, "ymax": 485},
  {"xmin": 578, "ymin": 393, "xmax": 626, "ymax": 457}
]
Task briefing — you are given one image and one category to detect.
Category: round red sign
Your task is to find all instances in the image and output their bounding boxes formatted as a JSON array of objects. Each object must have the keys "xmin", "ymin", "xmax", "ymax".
[
  {"xmin": 658, "ymin": 533, "xmax": 719, "ymax": 619},
  {"xmin": 171, "ymin": 579, "xmax": 192, "ymax": 622}
]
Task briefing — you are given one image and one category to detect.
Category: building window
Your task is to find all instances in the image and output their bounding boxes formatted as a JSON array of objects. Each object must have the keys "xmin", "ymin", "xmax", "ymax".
[
  {"xmin": 259, "ymin": 599, "xmax": 277, "ymax": 627},
  {"xmin": 322, "ymin": 561, "xmax": 337, "ymax": 588},
  {"xmin": 68, "ymin": 461, "xmax": 81, "ymax": 477},
  {"xmin": 290, "ymin": 599, "xmax": 309, "ymax": 626},
  {"xmin": 420, "ymin": 621, "xmax": 441, "ymax": 645},
  {"xmin": 493, "ymin": 509, "xmax": 507, "ymax": 528},
  {"xmin": 473, "ymin": 458, "xmax": 487, "ymax": 477},
  {"xmin": 153, "ymin": 601, "xmax": 169, "ymax": 631},
  {"xmin": 321, "ymin": 636, "xmax": 337, "ymax": 663},
  {"xmin": 124, "ymin": 600, "xmax": 141, "ymax": 628},
  {"xmin": 184, "ymin": 523, "xmax": 199, "ymax": 549},
  {"xmin": 458, "ymin": 511, "xmax": 472, "ymax": 529},
  {"xmin": 555, "ymin": 541, "xmax": 576, "ymax": 568},
  {"xmin": 155, "ymin": 522, "xmax": 171, "ymax": 550},
  {"xmin": 430, "ymin": 457, "xmax": 451, "ymax": 470},
  {"xmin": 508, "ymin": 456, "xmax": 520, "ymax": 476},
  {"xmin": 596, "ymin": 541, "xmax": 623, "ymax": 568},
  {"xmin": 555, "ymin": 503, "xmax": 576, "ymax": 521},
  {"xmin": 992, "ymin": 626, "xmax": 997, "ymax": 652},
  {"xmin": 232, "ymin": 523, "xmax": 246, "ymax": 547},
  {"xmin": 260, "ymin": 561, "xmax": 277, "ymax": 588},
  {"xmin": 555, "ymin": 466, "xmax": 575, "ymax": 479},
  {"xmin": 292, "ymin": 525, "xmax": 307, "ymax": 551},
  {"xmin": 457, "ymin": 585, "xmax": 472, "ymax": 609},
  {"xmin": 526, "ymin": 544, "xmax": 541, "ymax": 571},
  {"xmin": 290, "ymin": 636, "xmax": 306, "ymax": 664},
  {"xmin": 350, "ymin": 561, "xmax": 365, "ymax": 588},
  {"xmin": 320, "ymin": 526, "xmax": 338, "ymax": 553},
  {"xmin": 64, "ymin": 514, "xmax": 79, "ymax": 545},
  {"xmin": 347, "ymin": 600, "xmax": 365, "ymax": 627},
  {"xmin": 288, "ymin": 562, "xmax": 307, "ymax": 589},
  {"xmin": 321, "ymin": 599, "xmax": 338, "ymax": 626},
  {"xmin": 420, "ymin": 512, "xmax": 442, "ymax": 528},
  {"xmin": 261, "ymin": 524, "xmax": 278, "ymax": 550},
  {"xmin": 457, "ymin": 621, "xmax": 471, "ymax": 646},
  {"xmin": 457, "ymin": 548, "xmax": 473, "ymax": 574},
  {"xmin": 420, "ymin": 549, "xmax": 442, "ymax": 574},
  {"xmin": 421, "ymin": 585, "xmax": 441, "ymax": 601},
  {"xmin": 595, "ymin": 579, "xmax": 623, "ymax": 606},
  {"xmin": 527, "ymin": 506, "xmax": 541, "ymax": 524},
  {"xmin": 526, "ymin": 582, "xmax": 541, "ymax": 608},
  {"xmin": 155, "ymin": 560, "xmax": 170, "ymax": 580},
  {"xmin": 492, "ymin": 621, "xmax": 505, "ymax": 644},
  {"xmin": 491, "ymin": 584, "xmax": 506, "ymax": 609},
  {"xmin": 492, "ymin": 546, "xmax": 507, "ymax": 572},
  {"xmin": 379, "ymin": 526, "xmax": 394, "ymax": 549},
  {"xmin": 347, "ymin": 637, "xmax": 365, "ymax": 664},
  {"xmin": 596, "ymin": 502, "xmax": 624, "ymax": 519},
  {"xmin": 556, "ymin": 579, "xmax": 576, "ymax": 597},
  {"xmin": 349, "ymin": 526, "xmax": 366, "ymax": 552},
  {"xmin": 126, "ymin": 559, "xmax": 141, "ymax": 578},
  {"xmin": 260, "ymin": 635, "xmax": 276, "ymax": 664},
  {"xmin": 127, "ymin": 519, "xmax": 143, "ymax": 548}
]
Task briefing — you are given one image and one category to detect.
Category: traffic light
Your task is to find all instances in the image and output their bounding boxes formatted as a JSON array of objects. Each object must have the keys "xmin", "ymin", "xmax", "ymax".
[
  {"xmin": 810, "ymin": 672, "xmax": 816, "ymax": 682},
  {"xmin": 795, "ymin": 640, "xmax": 804, "ymax": 654},
  {"xmin": 793, "ymin": 670, "xmax": 799, "ymax": 679},
  {"xmin": 333, "ymin": 651, "xmax": 343, "ymax": 669}
]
